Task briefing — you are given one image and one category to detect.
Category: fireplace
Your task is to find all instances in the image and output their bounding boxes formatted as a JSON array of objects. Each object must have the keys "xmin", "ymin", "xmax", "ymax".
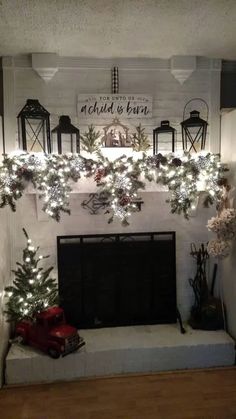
[{"xmin": 57, "ymin": 232, "xmax": 176, "ymax": 329}]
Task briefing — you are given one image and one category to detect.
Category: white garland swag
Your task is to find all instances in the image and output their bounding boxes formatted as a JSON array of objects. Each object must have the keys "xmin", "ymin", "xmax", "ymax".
[{"xmin": 0, "ymin": 151, "xmax": 226, "ymax": 225}]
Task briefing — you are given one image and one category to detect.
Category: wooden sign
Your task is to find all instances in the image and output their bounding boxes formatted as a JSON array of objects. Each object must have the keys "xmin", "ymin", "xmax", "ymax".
[{"xmin": 77, "ymin": 94, "xmax": 152, "ymax": 119}]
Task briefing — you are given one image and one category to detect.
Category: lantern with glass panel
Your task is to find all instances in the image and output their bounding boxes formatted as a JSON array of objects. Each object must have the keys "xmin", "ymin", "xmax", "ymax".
[
  {"xmin": 51, "ymin": 115, "xmax": 80, "ymax": 154},
  {"xmin": 17, "ymin": 99, "xmax": 51, "ymax": 153},
  {"xmin": 181, "ymin": 99, "xmax": 208, "ymax": 153},
  {"xmin": 153, "ymin": 120, "xmax": 176, "ymax": 154}
]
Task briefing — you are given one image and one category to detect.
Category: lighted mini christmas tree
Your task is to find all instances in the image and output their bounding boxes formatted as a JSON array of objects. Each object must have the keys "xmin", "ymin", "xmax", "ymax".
[{"xmin": 4, "ymin": 228, "xmax": 58, "ymax": 322}]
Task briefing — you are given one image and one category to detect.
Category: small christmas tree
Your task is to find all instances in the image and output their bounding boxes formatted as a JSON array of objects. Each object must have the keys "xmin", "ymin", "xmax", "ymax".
[
  {"xmin": 131, "ymin": 124, "xmax": 150, "ymax": 152},
  {"xmin": 81, "ymin": 124, "xmax": 101, "ymax": 154},
  {"xmin": 4, "ymin": 229, "xmax": 58, "ymax": 322}
]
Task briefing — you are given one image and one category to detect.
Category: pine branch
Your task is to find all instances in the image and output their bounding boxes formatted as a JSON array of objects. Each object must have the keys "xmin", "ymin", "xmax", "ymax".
[
  {"xmin": 131, "ymin": 124, "xmax": 150, "ymax": 152},
  {"xmin": 4, "ymin": 229, "xmax": 58, "ymax": 323},
  {"xmin": 81, "ymin": 125, "xmax": 101, "ymax": 154}
]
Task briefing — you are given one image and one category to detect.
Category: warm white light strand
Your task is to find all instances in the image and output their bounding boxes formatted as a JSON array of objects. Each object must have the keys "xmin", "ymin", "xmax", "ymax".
[{"xmin": 0, "ymin": 151, "xmax": 226, "ymax": 225}]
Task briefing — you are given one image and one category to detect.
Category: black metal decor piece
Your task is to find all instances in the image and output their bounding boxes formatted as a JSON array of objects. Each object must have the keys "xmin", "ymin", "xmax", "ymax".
[
  {"xmin": 188, "ymin": 243, "xmax": 224, "ymax": 330},
  {"xmin": 17, "ymin": 99, "xmax": 51, "ymax": 153},
  {"xmin": 181, "ymin": 99, "xmax": 208, "ymax": 152},
  {"xmin": 57, "ymin": 232, "xmax": 181, "ymax": 330},
  {"xmin": 153, "ymin": 120, "xmax": 176, "ymax": 154},
  {"xmin": 81, "ymin": 193, "xmax": 144, "ymax": 215},
  {"xmin": 51, "ymin": 115, "xmax": 80, "ymax": 154},
  {"xmin": 81, "ymin": 193, "xmax": 110, "ymax": 215}
]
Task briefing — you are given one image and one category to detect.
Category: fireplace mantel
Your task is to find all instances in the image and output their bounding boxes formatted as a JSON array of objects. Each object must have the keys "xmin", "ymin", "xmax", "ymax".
[{"xmin": 25, "ymin": 177, "xmax": 169, "ymax": 194}]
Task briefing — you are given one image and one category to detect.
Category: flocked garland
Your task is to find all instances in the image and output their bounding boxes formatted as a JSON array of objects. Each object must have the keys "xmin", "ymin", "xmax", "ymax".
[{"xmin": 0, "ymin": 151, "xmax": 227, "ymax": 225}]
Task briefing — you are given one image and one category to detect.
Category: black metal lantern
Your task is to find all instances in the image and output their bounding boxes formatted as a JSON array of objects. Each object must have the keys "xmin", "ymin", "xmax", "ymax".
[
  {"xmin": 181, "ymin": 100, "xmax": 208, "ymax": 152},
  {"xmin": 17, "ymin": 99, "xmax": 51, "ymax": 153},
  {"xmin": 51, "ymin": 115, "xmax": 80, "ymax": 154},
  {"xmin": 153, "ymin": 120, "xmax": 176, "ymax": 154}
]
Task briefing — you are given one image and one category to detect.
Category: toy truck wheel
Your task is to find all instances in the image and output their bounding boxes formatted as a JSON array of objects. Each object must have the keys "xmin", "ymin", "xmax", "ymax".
[
  {"xmin": 16, "ymin": 333, "xmax": 27, "ymax": 345},
  {"xmin": 48, "ymin": 347, "xmax": 60, "ymax": 359}
]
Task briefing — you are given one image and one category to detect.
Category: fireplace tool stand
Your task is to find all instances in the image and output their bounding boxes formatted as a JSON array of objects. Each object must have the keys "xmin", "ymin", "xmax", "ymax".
[{"xmin": 177, "ymin": 309, "xmax": 186, "ymax": 334}]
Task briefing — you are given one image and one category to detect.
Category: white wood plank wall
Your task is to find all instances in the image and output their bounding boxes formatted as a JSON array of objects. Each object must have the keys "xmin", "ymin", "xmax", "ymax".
[
  {"xmin": 13, "ymin": 56, "xmax": 221, "ymax": 152},
  {"xmin": 1, "ymin": 55, "xmax": 221, "ymax": 323}
]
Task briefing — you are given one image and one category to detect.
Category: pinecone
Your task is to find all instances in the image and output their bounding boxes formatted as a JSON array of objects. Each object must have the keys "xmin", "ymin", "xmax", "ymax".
[
  {"xmin": 94, "ymin": 169, "xmax": 106, "ymax": 183},
  {"xmin": 156, "ymin": 153, "xmax": 167, "ymax": 165},
  {"xmin": 17, "ymin": 167, "xmax": 33, "ymax": 181},
  {"xmin": 171, "ymin": 158, "xmax": 182, "ymax": 167},
  {"xmin": 217, "ymin": 177, "xmax": 228, "ymax": 187},
  {"xmin": 146, "ymin": 156, "xmax": 156, "ymax": 168},
  {"xmin": 119, "ymin": 195, "xmax": 131, "ymax": 206}
]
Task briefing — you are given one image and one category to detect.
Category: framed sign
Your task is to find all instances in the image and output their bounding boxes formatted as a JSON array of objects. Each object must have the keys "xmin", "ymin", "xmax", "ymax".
[{"xmin": 77, "ymin": 94, "xmax": 152, "ymax": 119}]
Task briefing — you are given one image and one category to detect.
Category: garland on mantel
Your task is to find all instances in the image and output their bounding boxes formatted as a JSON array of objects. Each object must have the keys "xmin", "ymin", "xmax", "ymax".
[{"xmin": 0, "ymin": 151, "xmax": 227, "ymax": 225}]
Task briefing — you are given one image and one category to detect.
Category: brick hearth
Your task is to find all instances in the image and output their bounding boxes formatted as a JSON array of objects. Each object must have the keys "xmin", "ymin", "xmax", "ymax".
[{"xmin": 6, "ymin": 324, "xmax": 235, "ymax": 385}]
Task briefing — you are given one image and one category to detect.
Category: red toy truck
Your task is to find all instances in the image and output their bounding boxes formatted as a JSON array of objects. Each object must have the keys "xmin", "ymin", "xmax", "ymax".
[{"xmin": 15, "ymin": 306, "xmax": 85, "ymax": 358}]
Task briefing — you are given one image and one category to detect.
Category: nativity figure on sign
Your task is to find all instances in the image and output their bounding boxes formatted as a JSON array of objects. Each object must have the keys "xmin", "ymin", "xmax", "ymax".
[{"xmin": 102, "ymin": 118, "xmax": 131, "ymax": 147}]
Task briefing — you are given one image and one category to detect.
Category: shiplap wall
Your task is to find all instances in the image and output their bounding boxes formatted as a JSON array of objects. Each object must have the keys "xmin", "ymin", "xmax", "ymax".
[
  {"xmin": 2, "ymin": 55, "xmax": 221, "ymax": 323},
  {"xmin": 4, "ymin": 55, "xmax": 221, "ymax": 152},
  {"xmin": 220, "ymin": 109, "xmax": 236, "ymax": 339}
]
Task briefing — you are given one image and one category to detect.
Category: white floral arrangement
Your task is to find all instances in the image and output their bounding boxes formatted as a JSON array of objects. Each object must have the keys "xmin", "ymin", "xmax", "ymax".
[
  {"xmin": 207, "ymin": 208, "xmax": 236, "ymax": 258},
  {"xmin": 207, "ymin": 238, "xmax": 232, "ymax": 259},
  {"xmin": 207, "ymin": 209, "xmax": 236, "ymax": 239}
]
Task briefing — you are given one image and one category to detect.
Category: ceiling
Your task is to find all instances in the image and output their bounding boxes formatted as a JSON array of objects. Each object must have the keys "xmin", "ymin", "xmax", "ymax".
[{"xmin": 0, "ymin": 0, "xmax": 236, "ymax": 60}]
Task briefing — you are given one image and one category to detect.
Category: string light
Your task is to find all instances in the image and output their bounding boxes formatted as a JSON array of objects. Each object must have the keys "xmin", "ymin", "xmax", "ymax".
[
  {"xmin": 0, "ymin": 151, "xmax": 226, "ymax": 225},
  {"xmin": 4, "ymin": 228, "xmax": 58, "ymax": 322}
]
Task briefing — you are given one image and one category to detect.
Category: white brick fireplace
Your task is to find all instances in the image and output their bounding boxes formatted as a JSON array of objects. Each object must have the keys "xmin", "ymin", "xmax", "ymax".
[
  {"xmin": 1, "ymin": 54, "xmax": 235, "ymax": 386},
  {"xmin": 2, "ymin": 54, "xmax": 222, "ymax": 319}
]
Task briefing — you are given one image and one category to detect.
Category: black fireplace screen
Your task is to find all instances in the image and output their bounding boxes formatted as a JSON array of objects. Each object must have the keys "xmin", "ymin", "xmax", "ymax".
[{"xmin": 57, "ymin": 232, "xmax": 176, "ymax": 329}]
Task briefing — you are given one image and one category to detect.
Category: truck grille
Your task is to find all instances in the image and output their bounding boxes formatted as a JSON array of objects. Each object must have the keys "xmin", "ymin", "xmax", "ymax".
[{"xmin": 65, "ymin": 334, "xmax": 79, "ymax": 352}]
